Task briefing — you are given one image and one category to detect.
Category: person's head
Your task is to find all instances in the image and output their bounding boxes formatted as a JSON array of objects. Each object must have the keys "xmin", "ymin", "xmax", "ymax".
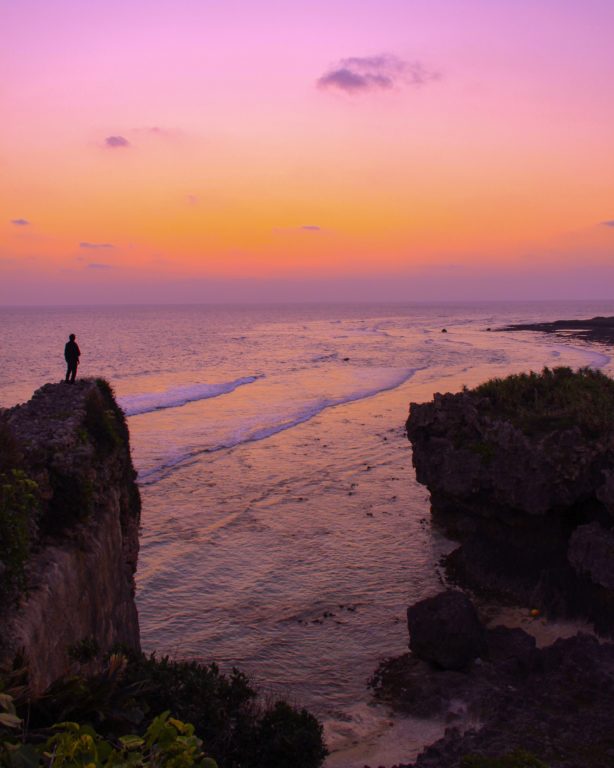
[{"xmin": 69, "ymin": 334, "xmax": 76, "ymax": 341}]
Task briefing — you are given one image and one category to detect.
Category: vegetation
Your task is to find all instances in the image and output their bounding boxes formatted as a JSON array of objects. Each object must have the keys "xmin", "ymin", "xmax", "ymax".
[
  {"xmin": 461, "ymin": 750, "xmax": 549, "ymax": 768},
  {"xmin": 467, "ymin": 366, "xmax": 614, "ymax": 437},
  {"xmin": 1, "ymin": 687, "xmax": 218, "ymax": 768},
  {"xmin": 1, "ymin": 652, "xmax": 327, "ymax": 768},
  {"xmin": 0, "ymin": 469, "xmax": 38, "ymax": 602}
]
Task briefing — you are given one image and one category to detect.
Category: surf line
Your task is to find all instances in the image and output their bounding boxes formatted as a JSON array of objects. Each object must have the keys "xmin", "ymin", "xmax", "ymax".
[
  {"xmin": 138, "ymin": 366, "xmax": 426, "ymax": 486},
  {"xmin": 120, "ymin": 375, "xmax": 263, "ymax": 417}
]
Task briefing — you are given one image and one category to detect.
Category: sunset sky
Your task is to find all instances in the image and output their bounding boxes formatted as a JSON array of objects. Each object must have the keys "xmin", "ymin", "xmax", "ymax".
[{"xmin": 2, "ymin": 0, "xmax": 614, "ymax": 303}]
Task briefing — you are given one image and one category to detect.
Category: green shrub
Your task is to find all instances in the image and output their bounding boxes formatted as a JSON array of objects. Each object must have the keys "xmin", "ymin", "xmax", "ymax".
[
  {"xmin": 0, "ymin": 695, "xmax": 218, "ymax": 768},
  {"xmin": 468, "ymin": 367, "xmax": 614, "ymax": 437},
  {"xmin": 0, "ymin": 470, "xmax": 38, "ymax": 602},
  {"xmin": 21, "ymin": 653, "xmax": 327, "ymax": 768}
]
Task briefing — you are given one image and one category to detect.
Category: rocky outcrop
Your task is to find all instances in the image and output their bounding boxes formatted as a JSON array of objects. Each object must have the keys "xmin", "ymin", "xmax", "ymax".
[
  {"xmin": 0, "ymin": 379, "xmax": 141, "ymax": 692},
  {"xmin": 373, "ymin": 593, "xmax": 614, "ymax": 768},
  {"xmin": 406, "ymin": 371, "xmax": 614, "ymax": 631},
  {"xmin": 407, "ymin": 590, "xmax": 487, "ymax": 670},
  {"xmin": 501, "ymin": 315, "xmax": 614, "ymax": 346}
]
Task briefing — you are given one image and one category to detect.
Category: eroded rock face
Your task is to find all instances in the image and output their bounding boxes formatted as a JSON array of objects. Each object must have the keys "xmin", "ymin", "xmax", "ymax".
[
  {"xmin": 408, "ymin": 391, "xmax": 613, "ymax": 518},
  {"xmin": 407, "ymin": 590, "xmax": 487, "ymax": 670},
  {"xmin": 0, "ymin": 380, "xmax": 141, "ymax": 692},
  {"xmin": 568, "ymin": 522, "xmax": 614, "ymax": 589},
  {"xmin": 407, "ymin": 387, "xmax": 614, "ymax": 630}
]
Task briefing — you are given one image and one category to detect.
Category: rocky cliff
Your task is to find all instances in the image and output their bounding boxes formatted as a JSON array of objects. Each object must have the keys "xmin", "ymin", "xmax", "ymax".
[
  {"xmin": 0, "ymin": 379, "xmax": 141, "ymax": 691},
  {"xmin": 406, "ymin": 367, "xmax": 614, "ymax": 631}
]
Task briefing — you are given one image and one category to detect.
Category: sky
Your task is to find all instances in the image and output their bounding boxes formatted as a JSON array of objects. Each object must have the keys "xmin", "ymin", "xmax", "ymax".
[{"xmin": 2, "ymin": 0, "xmax": 614, "ymax": 304}]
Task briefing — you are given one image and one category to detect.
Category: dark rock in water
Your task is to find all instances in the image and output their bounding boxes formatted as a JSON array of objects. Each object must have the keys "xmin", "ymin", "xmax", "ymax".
[
  {"xmin": 568, "ymin": 521, "xmax": 614, "ymax": 589},
  {"xmin": 441, "ymin": 328, "xmax": 447, "ymax": 333},
  {"xmin": 407, "ymin": 590, "xmax": 487, "ymax": 670},
  {"xmin": 500, "ymin": 315, "xmax": 614, "ymax": 346}
]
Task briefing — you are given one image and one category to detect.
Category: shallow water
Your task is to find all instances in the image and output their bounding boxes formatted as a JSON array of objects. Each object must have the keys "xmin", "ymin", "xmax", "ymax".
[{"xmin": 1, "ymin": 301, "xmax": 613, "ymax": 766}]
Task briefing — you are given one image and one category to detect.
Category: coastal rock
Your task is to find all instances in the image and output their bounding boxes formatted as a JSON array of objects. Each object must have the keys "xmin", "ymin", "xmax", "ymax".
[
  {"xmin": 485, "ymin": 625, "xmax": 536, "ymax": 671},
  {"xmin": 0, "ymin": 380, "xmax": 141, "ymax": 692},
  {"xmin": 568, "ymin": 522, "xmax": 614, "ymax": 589},
  {"xmin": 407, "ymin": 590, "xmax": 487, "ymax": 670},
  {"xmin": 406, "ymin": 368, "xmax": 614, "ymax": 629}
]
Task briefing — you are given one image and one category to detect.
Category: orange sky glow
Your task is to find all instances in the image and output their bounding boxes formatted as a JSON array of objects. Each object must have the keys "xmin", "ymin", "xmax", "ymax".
[{"xmin": 2, "ymin": 0, "xmax": 614, "ymax": 303}]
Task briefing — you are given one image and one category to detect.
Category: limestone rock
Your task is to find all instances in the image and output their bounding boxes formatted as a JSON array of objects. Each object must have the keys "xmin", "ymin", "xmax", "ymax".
[
  {"xmin": 0, "ymin": 379, "xmax": 141, "ymax": 693},
  {"xmin": 407, "ymin": 590, "xmax": 487, "ymax": 670}
]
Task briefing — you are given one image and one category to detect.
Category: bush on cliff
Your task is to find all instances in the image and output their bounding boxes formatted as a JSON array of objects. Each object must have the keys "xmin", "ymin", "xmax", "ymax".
[
  {"xmin": 5, "ymin": 652, "xmax": 327, "ymax": 768},
  {"xmin": 468, "ymin": 366, "xmax": 614, "ymax": 437},
  {"xmin": 1, "ymin": 688, "xmax": 219, "ymax": 768}
]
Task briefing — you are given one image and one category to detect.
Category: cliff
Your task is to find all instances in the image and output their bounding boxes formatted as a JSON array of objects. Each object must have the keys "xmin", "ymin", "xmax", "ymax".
[
  {"xmin": 406, "ymin": 367, "xmax": 614, "ymax": 630},
  {"xmin": 0, "ymin": 379, "xmax": 141, "ymax": 691}
]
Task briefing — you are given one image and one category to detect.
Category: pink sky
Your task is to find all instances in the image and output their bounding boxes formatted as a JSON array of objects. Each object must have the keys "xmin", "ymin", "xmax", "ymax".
[{"xmin": 2, "ymin": 0, "xmax": 614, "ymax": 303}]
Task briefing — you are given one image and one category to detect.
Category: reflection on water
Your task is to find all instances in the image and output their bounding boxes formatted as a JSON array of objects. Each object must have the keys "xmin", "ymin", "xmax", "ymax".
[{"xmin": 1, "ymin": 301, "xmax": 613, "ymax": 766}]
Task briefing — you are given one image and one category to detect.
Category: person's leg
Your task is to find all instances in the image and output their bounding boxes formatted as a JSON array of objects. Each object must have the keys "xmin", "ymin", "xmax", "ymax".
[
  {"xmin": 65, "ymin": 364, "xmax": 71, "ymax": 383},
  {"xmin": 69, "ymin": 362, "xmax": 77, "ymax": 383}
]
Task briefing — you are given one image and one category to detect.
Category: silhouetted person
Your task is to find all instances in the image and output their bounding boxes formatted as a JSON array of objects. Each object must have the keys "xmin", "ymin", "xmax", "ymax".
[{"xmin": 64, "ymin": 334, "xmax": 80, "ymax": 383}]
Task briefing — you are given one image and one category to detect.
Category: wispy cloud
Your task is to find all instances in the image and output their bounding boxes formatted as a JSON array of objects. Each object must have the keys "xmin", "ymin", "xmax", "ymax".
[
  {"xmin": 87, "ymin": 262, "xmax": 113, "ymax": 270},
  {"xmin": 10, "ymin": 218, "xmax": 30, "ymax": 226},
  {"xmin": 317, "ymin": 54, "xmax": 439, "ymax": 94},
  {"xmin": 80, "ymin": 241, "xmax": 114, "ymax": 249},
  {"xmin": 105, "ymin": 135, "xmax": 130, "ymax": 148},
  {"xmin": 602, "ymin": 220, "xmax": 614, "ymax": 227},
  {"xmin": 301, "ymin": 225, "xmax": 321, "ymax": 231}
]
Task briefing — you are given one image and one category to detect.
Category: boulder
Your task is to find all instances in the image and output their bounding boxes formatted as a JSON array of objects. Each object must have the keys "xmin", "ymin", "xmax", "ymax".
[{"xmin": 407, "ymin": 590, "xmax": 487, "ymax": 670}]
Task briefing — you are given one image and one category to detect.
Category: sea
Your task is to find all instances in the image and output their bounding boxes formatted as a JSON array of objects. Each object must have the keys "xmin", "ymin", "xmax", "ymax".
[{"xmin": 1, "ymin": 300, "xmax": 613, "ymax": 767}]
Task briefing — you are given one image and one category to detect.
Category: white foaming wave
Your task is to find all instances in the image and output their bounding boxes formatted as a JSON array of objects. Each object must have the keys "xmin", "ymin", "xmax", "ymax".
[
  {"xmin": 139, "ymin": 367, "xmax": 423, "ymax": 485},
  {"xmin": 119, "ymin": 375, "xmax": 262, "ymax": 417}
]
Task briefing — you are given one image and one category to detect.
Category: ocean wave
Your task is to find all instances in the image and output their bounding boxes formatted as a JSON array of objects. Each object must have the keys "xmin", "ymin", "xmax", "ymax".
[
  {"xmin": 139, "ymin": 367, "xmax": 423, "ymax": 484},
  {"xmin": 119, "ymin": 376, "xmax": 262, "ymax": 417}
]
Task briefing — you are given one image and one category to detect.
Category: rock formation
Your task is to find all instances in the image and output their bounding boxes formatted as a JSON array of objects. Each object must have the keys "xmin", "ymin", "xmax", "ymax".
[
  {"xmin": 500, "ymin": 315, "xmax": 614, "ymax": 345},
  {"xmin": 0, "ymin": 379, "xmax": 141, "ymax": 692},
  {"xmin": 373, "ymin": 591, "xmax": 614, "ymax": 768},
  {"xmin": 407, "ymin": 590, "xmax": 487, "ymax": 670},
  {"xmin": 406, "ymin": 368, "xmax": 614, "ymax": 631}
]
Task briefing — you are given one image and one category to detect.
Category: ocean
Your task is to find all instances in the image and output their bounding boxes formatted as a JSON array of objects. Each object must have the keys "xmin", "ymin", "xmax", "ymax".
[{"xmin": 1, "ymin": 300, "xmax": 613, "ymax": 766}]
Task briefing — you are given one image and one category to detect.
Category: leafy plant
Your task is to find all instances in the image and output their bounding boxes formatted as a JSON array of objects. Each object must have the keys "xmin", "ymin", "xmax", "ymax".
[{"xmin": 0, "ymin": 705, "xmax": 218, "ymax": 768}]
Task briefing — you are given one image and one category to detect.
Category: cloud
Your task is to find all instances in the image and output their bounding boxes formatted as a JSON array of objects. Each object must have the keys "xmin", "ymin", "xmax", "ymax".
[
  {"xmin": 80, "ymin": 241, "xmax": 114, "ymax": 249},
  {"xmin": 317, "ymin": 54, "xmax": 439, "ymax": 94},
  {"xmin": 86, "ymin": 262, "xmax": 113, "ymax": 270},
  {"xmin": 301, "ymin": 225, "xmax": 321, "ymax": 231},
  {"xmin": 602, "ymin": 220, "xmax": 614, "ymax": 227},
  {"xmin": 10, "ymin": 218, "xmax": 30, "ymax": 226},
  {"xmin": 105, "ymin": 135, "xmax": 130, "ymax": 148}
]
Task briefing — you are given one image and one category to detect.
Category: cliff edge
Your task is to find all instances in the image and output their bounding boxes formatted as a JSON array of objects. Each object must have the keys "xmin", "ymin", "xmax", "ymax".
[
  {"xmin": 0, "ymin": 379, "xmax": 141, "ymax": 691},
  {"xmin": 406, "ymin": 366, "xmax": 614, "ymax": 630}
]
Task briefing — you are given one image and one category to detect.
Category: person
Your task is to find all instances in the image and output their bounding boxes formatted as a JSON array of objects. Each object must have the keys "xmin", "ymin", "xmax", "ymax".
[{"xmin": 64, "ymin": 333, "xmax": 81, "ymax": 383}]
